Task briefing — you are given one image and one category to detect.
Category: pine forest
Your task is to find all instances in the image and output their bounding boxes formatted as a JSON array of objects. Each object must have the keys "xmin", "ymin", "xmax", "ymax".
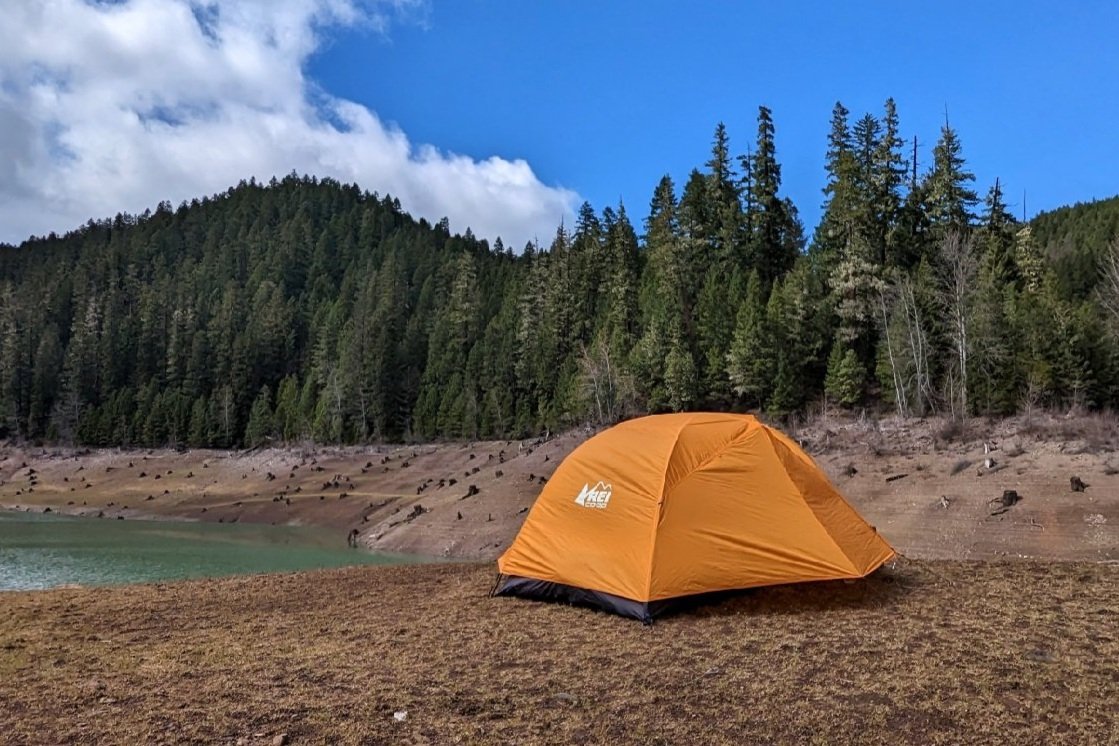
[{"xmin": 2, "ymin": 99, "xmax": 1119, "ymax": 448}]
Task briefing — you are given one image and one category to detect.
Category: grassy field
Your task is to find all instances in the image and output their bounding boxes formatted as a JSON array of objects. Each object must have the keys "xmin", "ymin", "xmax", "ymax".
[{"xmin": 1, "ymin": 559, "xmax": 1115, "ymax": 745}]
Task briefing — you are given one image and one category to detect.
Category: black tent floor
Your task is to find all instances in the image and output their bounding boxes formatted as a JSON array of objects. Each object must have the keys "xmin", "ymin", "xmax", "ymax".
[{"xmin": 492, "ymin": 575, "xmax": 755, "ymax": 623}]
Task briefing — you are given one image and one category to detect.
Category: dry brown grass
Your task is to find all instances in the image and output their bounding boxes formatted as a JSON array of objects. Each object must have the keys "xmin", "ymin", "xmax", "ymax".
[{"xmin": 1, "ymin": 560, "xmax": 1116, "ymax": 745}]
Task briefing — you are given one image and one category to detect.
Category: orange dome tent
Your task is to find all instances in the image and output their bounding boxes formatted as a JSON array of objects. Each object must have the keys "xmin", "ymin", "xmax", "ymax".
[{"xmin": 494, "ymin": 412, "xmax": 894, "ymax": 621}]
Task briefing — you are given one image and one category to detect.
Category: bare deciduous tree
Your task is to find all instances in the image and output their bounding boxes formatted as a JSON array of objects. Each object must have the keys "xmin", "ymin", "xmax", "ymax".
[
  {"xmin": 878, "ymin": 271, "xmax": 935, "ymax": 418},
  {"xmin": 1098, "ymin": 237, "xmax": 1119, "ymax": 328},
  {"xmin": 938, "ymin": 231, "xmax": 978, "ymax": 419},
  {"xmin": 578, "ymin": 337, "xmax": 634, "ymax": 425},
  {"xmin": 877, "ymin": 287, "xmax": 908, "ymax": 417}
]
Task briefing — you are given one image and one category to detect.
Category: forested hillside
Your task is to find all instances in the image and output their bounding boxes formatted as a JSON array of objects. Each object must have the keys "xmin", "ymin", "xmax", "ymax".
[
  {"xmin": 1, "ymin": 100, "xmax": 1117, "ymax": 447},
  {"xmin": 1030, "ymin": 195, "xmax": 1119, "ymax": 300}
]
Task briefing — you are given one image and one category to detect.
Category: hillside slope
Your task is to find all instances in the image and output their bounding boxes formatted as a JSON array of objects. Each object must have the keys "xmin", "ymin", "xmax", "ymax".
[{"xmin": 3, "ymin": 415, "xmax": 1115, "ymax": 562}]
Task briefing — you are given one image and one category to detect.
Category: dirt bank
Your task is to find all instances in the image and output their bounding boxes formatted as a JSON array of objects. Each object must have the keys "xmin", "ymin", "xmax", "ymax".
[{"xmin": 2, "ymin": 414, "xmax": 1116, "ymax": 561}]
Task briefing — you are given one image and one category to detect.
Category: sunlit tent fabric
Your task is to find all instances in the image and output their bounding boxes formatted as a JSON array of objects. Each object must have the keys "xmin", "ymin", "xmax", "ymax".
[{"xmin": 494, "ymin": 412, "xmax": 894, "ymax": 622}]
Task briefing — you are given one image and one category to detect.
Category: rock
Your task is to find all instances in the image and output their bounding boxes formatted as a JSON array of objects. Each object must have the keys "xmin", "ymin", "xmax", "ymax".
[
  {"xmin": 554, "ymin": 692, "xmax": 577, "ymax": 704},
  {"xmin": 272, "ymin": 734, "xmax": 289, "ymax": 746},
  {"xmin": 1071, "ymin": 476, "xmax": 1089, "ymax": 492},
  {"xmin": 393, "ymin": 710, "xmax": 408, "ymax": 722}
]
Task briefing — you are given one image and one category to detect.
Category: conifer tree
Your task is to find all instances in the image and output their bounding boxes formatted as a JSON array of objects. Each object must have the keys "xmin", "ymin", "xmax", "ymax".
[
  {"xmin": 663, "ymin": 336, "xmax": 697, "ymax": 412},
  {"xmin": 978, "ymin": 179, "xmax": 1019, "ymax": 286},
  {"xmin": 635, "ymin": 176, "xmax": 694, "ymax": 408},
  {"xmin": 824, "ymin": 341, "xmax": 866, "ymax": 407},
  {"xmin": 830, "ymin": 234, "xmax": 885, "ymax": 359},
  {"xmin": 705, "ymin": 122, "xmax": 744, "ymax": 264},
  {"xmin": 925, "ymin": 122, "xmax": 979, "ymax": 231},
  {"xmin": 852, "ymin": 112, "xmax": 883, "ymax": 246},
  {"xmin": 814, "ymin": 101, "xmax": 859, "ymax": 264},
  {"xmin": 875, "ymin": 98, "xmax": 908, "ymax": 264},
  {"xmin": 595, "ymin": 203, "xmax": 640, "ymax": 371},
  {"xmin": 746, "ymin": 106, "xmax": 799, "ymax": 285},
  {"xmin": 245, "ymin": 384, "xmax": 275, "ymax": 442},
  {"xmin": 726, "ymin": 270, "xmax": 771, "ymax": 407}
]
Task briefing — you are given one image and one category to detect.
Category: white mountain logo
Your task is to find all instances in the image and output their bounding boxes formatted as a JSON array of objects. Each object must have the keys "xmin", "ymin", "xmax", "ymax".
[{"xmin": 574, "ymin": 481, "xmax": 613, "ymax": 509}]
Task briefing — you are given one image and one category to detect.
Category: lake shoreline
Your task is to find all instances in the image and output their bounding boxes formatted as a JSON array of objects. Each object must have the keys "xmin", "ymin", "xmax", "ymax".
[
  {"xmin": 0, "ymin": 508, "xmax": 425, "ymax": 592},
  {"xmin": 0, "ymin": 437, "xmax": 575, "ymax": 561},
  {"xmin": 2, "ymin": 413, "xmax": 1118, "ymax": 564}
]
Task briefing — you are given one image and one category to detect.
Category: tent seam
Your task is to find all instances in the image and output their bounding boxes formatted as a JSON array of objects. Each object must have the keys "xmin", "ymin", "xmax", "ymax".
[
  {"xmin": 646, "ymin": 414, "xmax": 754, "ymax": 600},
  {"xmin": 645, "ymin": 413, "xmax": 699, "ymax": 600},
  {"xmin": 662, "ymin": 418, "xmax": 756, "ymax": 494}
]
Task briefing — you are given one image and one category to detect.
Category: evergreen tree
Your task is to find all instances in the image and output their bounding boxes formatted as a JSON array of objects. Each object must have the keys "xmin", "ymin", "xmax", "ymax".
[
  {"xmin": 705, "ymin": 122, "xmax": 744, "ymax": 264},
  {"xmin": 875, "ymin": 98, "xmax": 908, "ymax": 265},
  {"xmin": 272, "ymin": 375, "xmax": 301, "ymax": 441},
  {"xmin": 635, "ymin": 175, "xmax": 695, "ymax": 409},
  {"xmin": 824, "ymin": 341, "xmax": 866, "ymax": 407},
  {"xmin": 663, "ymin": 336, "xmax": 697, "ymax": 412},
  {"xmin": 695, "ymin": 265, "xmax": 744, "ymax": 405},
  {"xmin": 188, "ymin": 395, "xmax": 211, "ymax": 447},
  {"xmin": 726, "ymin": 270, "xmax": 771, "ymax": 407},
  {"xmin": 925, "ymin": 122, "xmax": 979, "ymax": 231},
  {"xmin": 598, "ymin": 203, "xmax": 640, "ymax": 362},
  {"xmin": 978, "ymin": 179, "xmax": 1019, "ymax": 286},
  {"xmin": 830, "ymin": 234, "xmax": 885, "ymax": 359},
  {"xmin": 746, "ymin": 106, "xmax": 799, "ymax": 285},
  {"xmin": 814, "ymin": 101, "xmax": 859, "ymax": 265}
]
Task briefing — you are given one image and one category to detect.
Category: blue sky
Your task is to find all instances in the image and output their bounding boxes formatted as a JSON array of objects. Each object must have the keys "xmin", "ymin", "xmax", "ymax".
[
  {"xmin": 3, "ymin": 1, "xmax": 1117, "ymax": 246},
  {"xmin": 310, "ymin": 1, "xmax": 1119, "ymax": 234}
]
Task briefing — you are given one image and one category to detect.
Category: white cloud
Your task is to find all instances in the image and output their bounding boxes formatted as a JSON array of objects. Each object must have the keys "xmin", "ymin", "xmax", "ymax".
[{"xmin": 0, "ymin": 0, "xmax": 577, "ymax": 248}]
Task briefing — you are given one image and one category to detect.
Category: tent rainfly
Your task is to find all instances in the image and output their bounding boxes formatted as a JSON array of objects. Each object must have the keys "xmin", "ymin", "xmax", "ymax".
[{"xmin": 494, "ymin": 412, "xmax": 894, "ymax": 622}]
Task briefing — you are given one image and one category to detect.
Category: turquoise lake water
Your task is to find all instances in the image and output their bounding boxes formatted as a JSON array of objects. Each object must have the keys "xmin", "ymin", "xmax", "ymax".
[{"xmin": 0, "ymin": 510, "xmax": 418, "ymax": 591}]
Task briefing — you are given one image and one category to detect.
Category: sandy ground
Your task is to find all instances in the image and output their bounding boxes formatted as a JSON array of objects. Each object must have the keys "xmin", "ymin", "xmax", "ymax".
[
  {"xmin": 2, "ymin": 414, "xmax": 1116, "ymax": 562},
  {"xmin": 0, "ymin": 559, "xmax": 1115, "ymax": 745}
]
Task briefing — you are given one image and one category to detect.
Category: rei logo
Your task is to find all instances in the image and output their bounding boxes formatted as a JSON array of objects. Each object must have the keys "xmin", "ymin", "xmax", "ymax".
[{"xmin": 574, "ymin": 481, "xmax": 613, "ymax": 509}]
